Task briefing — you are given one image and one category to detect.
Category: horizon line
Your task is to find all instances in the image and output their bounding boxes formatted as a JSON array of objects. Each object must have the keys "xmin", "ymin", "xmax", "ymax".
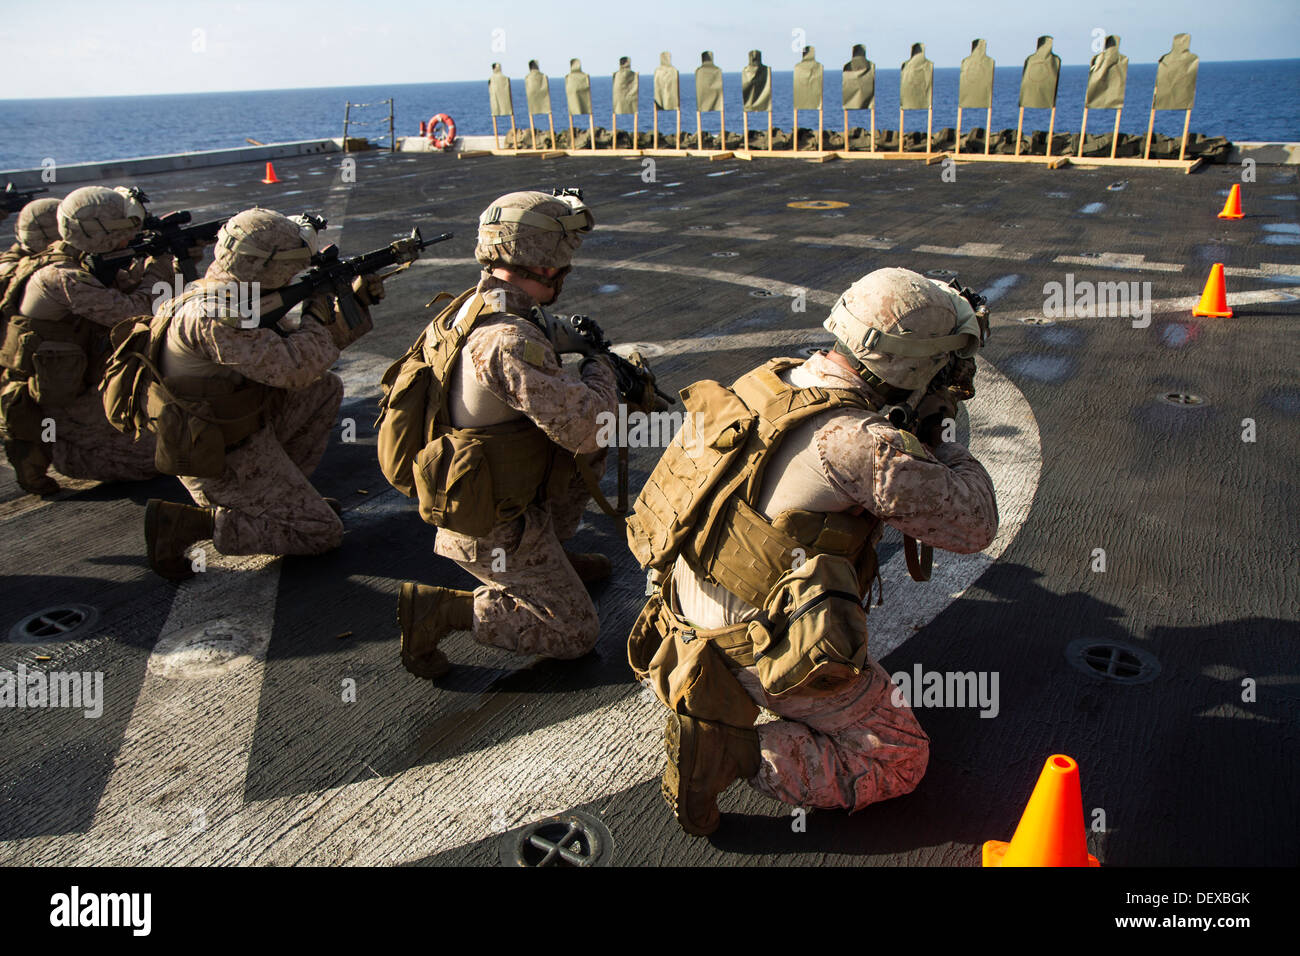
[{"xmin": 2, "ymin": 57, "xmax": 1297, "ymax": 104}]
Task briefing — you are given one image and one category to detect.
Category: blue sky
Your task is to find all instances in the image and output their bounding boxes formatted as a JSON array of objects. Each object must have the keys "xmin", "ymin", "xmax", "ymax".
[{"xmin": 2, "ymin": 0, "xmax": 1296, "ymax": 98}]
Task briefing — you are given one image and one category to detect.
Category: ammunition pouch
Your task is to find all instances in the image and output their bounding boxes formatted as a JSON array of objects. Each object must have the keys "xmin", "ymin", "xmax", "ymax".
[
  {"xmin": 375, "ymin": 327, "xmax": 435, "ymax": 498},
  {"xmin": 0, "ymin": 315, "xmax": 94, "ymax": 408},
  {"xmin": 0, "ymin": 378, "xmax": 44, "ymax": 442},
  {"xmin": 381, "ymin": 287, "xmax": 572, "ymax": 537},
  {"xmin": 414, "ymin": 420, "xmax": 569, "ymax": 538},
  {"xmin": 145, "ymin": 376, "xmax": 268, "ymax": 478},
  {"xmin": 628, "ymin": 568, "xmax": 762, "ymax": 728},
  {"xmin": 629, "ymin": 551, "xmax": 873, "ymax": 730},
  {"xmin": 747, "ymin": 553, "xmax": 872, "ymax": 697},
  {"xmin": 31, "ymin": 341, "xmax": 88, "ymax": 408},
  {"xmin": 691, "ymin": 497, "xmax": 878, "ymax": 609}
]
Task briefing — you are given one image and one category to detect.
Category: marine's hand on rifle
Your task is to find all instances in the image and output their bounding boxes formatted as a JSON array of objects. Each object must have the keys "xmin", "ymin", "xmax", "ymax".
[
  {"xmin": 351, "ymin": 272, "xmax": 385, "ymax": 306},
  {"xmin": 542, "ymin": 311, "xmax": 596, "ymax": 356},
  {"xmin": 307, "ymin": 288, "xmax": 373, "ymax": 350},
  {"xmin": 914, "ymin": 390, "xmax": 958, "ymax": 447},
  {"xmin": 303, "ymin": 290, "xmax": 336, "ymax": 326},
  {"xmin": 623, "ymin": 349, "xmax": 672, "ymax": 412},
  {"xmin": 134, "ymin": 253, "xmax": 175, "ymax": 287}
]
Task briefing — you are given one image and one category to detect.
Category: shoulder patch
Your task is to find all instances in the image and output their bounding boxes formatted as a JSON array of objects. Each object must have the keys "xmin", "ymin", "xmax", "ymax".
[
  {"xmin": 522, "ymin": 340, "xmax": 547, "ymax": 368},
  {"xmin": 883, "ymin": 427, "xmax": 932, "ymax": 460}
]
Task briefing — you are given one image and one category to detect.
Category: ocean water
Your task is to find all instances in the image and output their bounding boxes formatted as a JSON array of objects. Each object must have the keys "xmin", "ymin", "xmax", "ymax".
[{"xmin": 1, "ymin": 60, "xmax": 1296, "ymax": 171}]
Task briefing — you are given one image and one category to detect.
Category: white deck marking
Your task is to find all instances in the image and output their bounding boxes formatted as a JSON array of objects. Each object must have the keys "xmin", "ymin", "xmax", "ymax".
[
  {"xmin": 1224, "ymin": 262, "xmax": 1300, "ymax": 278},
  {"xmin": 1053, "ymin": 252, "xmax": 1184, "ymax": 273},
  {"xmin": 914, "ymin": 242, "xmax": 1030, "ymax": 261},
  {"xmin": 599, "ymin": 220, "xmax": 668, "ymax": 233},
  {"xmin": 793, "ymin": 234, "xmax": 894, "ymax": 250},
  {"xmin": 706, "ymin": 226, "xmax": 776, "ymax": 241}
]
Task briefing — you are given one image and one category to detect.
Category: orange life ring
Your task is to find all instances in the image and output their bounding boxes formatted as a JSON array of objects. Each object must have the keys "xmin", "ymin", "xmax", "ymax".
[{"xmin": 427, "ymin": 113, "xmax": 456, "ymax": 150}]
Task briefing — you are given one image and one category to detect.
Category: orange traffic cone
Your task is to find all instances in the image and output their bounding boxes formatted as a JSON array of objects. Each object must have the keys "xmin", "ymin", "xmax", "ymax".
[
  {"xmin": 983, "ymin": 754, "xmax": 1100, "ymax": 867},
  {"xmin": 261, "ymin": 162, "xmax": 280, "ymax": 185},
  {"xmin": 1217, "ymin": 184, "xmax": 1244, "ymax": 220},
  {"xmin": 1192, "ymin": 263, "xmax": 1233, "ymax": 318}
]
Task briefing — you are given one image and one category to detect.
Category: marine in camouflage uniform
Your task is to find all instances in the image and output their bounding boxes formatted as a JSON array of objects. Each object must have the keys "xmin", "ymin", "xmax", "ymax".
[
  {"xmin": 0, "ymin": 198, "xmax": 61, "ymax": 295},
  {"xmin": 636, "ymin": 267, "xmax": 999, "ymax": 835},
  {"xmin": 0, "ymin": 198, "xmax": 62, "ymax": 493},
  {"xmin": 0, "ymin": 188, "xmax": 168, "ymax": 494},
  {"xmin": 139, "ymin": 209, "xmax": 381, "ymax": 578},
  {"xmin": 397, "ymin": 190, "xmax": 618, "ymax": 679}
]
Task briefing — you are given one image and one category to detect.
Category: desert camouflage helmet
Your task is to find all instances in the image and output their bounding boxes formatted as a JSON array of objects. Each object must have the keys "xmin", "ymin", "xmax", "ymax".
[
  {"xmin": 212, "ymin": 208, "xmax": 314, "ymax": 288},
  {"xmin": 56, "ymin": 186, "xmax": 148, "ymax": 254},
  {"xmin": 475, "ymin": 188, "xmax": 594, "ymax": 291},
  {"xmin": 823, "ymin": 267, "xmax": 983, "ymax": 390},
  {"xmin": 15, "ymin": 198, "xmax": 61, "ymax": 253}
]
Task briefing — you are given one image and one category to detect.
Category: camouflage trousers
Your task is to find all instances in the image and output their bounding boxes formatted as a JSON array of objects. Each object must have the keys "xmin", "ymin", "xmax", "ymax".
[
  {"xmin": 433, "ymin": 455, "xmax": 604, "ymax": 659},
  {"xmin": 181, "ymin": 373, "xmax": 344, "ymax": 556},
  {"xmin": 48, "ymin": 387, "xmax": 159, "ymax": 483},
  {"xmin": 734, "ymin": 660, "xmax": 930, "ymax": 811}
]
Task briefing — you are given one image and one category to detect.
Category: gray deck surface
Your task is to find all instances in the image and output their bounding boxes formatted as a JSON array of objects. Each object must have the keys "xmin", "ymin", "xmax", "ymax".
[{"xmin": 0, "ymin": 149, "xmax": 1295, "ymax": 866}]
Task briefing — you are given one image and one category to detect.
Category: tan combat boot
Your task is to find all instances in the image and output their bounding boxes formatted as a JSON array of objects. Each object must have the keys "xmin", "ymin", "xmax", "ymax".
[
  {"xmin": 144, "ymin": 499, "xmax": 216, "ymax": 581},
  {"xmin": 662, "ymin": 712, "xmax": 762, "ymax": 836},
  {"xmin": 564, "ymin": 549, "xmax": 612, "ymax": 583},
  {"xmin": 397, "ymin": 583, "xmax": 474, "ymax": 680},
  {"xmin": 4, "ymin": 440, "xmax": 59, "ymax": 496}
]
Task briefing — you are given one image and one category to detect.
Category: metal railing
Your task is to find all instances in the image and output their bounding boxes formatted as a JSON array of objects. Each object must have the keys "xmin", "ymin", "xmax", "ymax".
[{"xmin": 341, "ymin": 99, "xmax": 396, "ymax": 153}]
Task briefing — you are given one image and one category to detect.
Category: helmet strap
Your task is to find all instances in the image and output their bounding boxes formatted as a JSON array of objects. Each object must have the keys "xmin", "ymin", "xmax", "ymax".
[
  {"xmin": 491, "ymin": 262, "xmax": 571, "ymax": 302},
  {"xmin": 831, "ymin": 341, "xmax": 913, "ymax": 405}
]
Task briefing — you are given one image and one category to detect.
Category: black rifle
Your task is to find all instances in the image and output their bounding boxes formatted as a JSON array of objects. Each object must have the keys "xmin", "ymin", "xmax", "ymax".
[
  {"xmin": 568, "ymin": 313, "xmax": 676, "ymax": 407},
  {"xmin": 2, "ymin": 183, "xmax": 47, "ymax": 214},
  {"xmin": 258, "ymin": 227, "xmax": 452, "ymax": 329},
  {"xmin": 89, "ymin": 209, "xmax": 230, "ymax": 285}
]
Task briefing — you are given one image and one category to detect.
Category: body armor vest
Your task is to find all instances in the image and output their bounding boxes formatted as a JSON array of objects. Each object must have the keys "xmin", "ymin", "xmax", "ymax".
[
  {"xmin": 0, "ymin": 245, "xmax": 102, "ymax": 407},
  {"xmin": 630, "ymin": 357, "xmax": 884, "ymax": 609},
  {"xmin": 101, "ymin": 279, "xmax": 269, "ymax": 477},
  {"xmin": 377, "ymin": 287, "xmax": 572, "ymax": 537},
  {"xmin": 626, "ymin": 357, "xmax": 889, "ymax": 713}
]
